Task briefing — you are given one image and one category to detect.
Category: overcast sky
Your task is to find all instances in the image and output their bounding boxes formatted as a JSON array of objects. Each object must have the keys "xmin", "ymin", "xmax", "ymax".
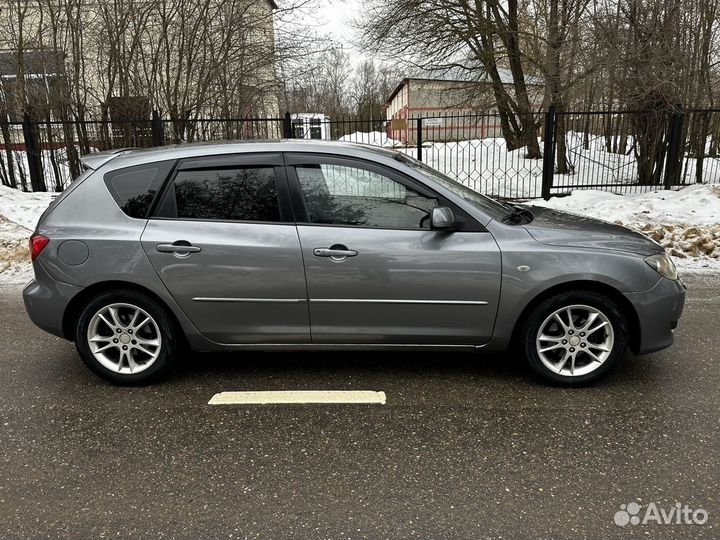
[{"xmin": 297, "ymin": 0, "xmax": 366, "ymax": 61}]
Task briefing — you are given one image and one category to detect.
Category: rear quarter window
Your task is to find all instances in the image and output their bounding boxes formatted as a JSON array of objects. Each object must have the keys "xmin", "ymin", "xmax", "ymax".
[{"xmin": 104, "ymin": 161, "xmax": 174, "ymax": 218}]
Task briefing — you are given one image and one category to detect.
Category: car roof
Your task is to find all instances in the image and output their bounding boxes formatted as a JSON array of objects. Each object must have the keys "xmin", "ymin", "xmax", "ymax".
[
  {"xmin": 87, "ymin": 140, "xmax": 401, "ymax": 171},
  {"xmin": 79, "ymin": 139, "xmax": 497, "ymax": 227}
]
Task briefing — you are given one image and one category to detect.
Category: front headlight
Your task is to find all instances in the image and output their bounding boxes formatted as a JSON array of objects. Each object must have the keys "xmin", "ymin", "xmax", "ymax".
[{"xmin": 644, "ymin": 252, "xmax": 678, "ymax": 280}]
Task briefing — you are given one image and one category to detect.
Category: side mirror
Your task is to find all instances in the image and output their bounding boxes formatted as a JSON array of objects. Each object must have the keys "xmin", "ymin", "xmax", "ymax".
[{"xmin": 431, "ymin": 207, "xmax": 456, "ymax": 230}]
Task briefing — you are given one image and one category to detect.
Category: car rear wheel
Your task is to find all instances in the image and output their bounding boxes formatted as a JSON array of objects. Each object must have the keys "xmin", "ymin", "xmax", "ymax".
[
  {"xmin": 75, "ymin": 290, "xmax": 176, "ymax": 385},
  {"xmin": 522, "ymin": 291, "xmax": 627, "ymax": 385}
]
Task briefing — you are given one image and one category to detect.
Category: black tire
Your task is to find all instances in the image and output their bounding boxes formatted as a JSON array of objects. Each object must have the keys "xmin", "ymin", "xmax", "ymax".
[
  {"xmin": 521, "ymin": 290, "xmax": 628, "ymax": 386},
  {"xmin": 75, "ymin": 289, "xmax": 177, "ymax": 385}
]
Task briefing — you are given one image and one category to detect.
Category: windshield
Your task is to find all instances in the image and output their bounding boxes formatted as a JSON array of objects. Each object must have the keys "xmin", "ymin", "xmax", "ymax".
[{"xmin": 396, "ymin": 154, "xmax": 511, "ymax": 221}]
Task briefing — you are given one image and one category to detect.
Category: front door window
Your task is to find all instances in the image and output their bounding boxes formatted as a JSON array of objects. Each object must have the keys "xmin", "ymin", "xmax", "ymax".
[{"xmin": 295, "ymin": 163, "xmax": 438, "ymax": 229}]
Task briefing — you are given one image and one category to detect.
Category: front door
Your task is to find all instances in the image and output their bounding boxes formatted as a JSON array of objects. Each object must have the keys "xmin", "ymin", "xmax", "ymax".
[
  {"xmin": 285, "ymin": 154, "xmax": 501, "ymax": 345},
  {"xmin": 141, "ymin": 153, "xmax": 309, "ymax": 344}
]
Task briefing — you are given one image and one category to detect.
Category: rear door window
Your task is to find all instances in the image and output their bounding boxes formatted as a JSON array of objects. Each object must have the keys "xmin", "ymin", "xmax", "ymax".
[
  {"xmin": 104, "ymin": 161, "xmax": 174, "ymax": 218},
  {"xmin": 157, "ymin": 167, "xmax": 282, "ymax": 222}
]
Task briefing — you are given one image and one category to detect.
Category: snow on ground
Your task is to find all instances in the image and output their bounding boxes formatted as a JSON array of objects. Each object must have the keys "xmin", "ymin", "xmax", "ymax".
[
  {"xmin": 534, "ymin": 184, "xmax": 720, "ymax": 226},
  {"xmin": 340, "ymin": 133, "xmax": 546, "ymax": 198},
  {"xmin": 0, "ymin": 186, "xmax": 55, "ymax": 230},
  {"xmin": 0, "ymin": 217, "xmax": 36, "ymax": 283},
  {"xmin": 340, "ymin": 131, "xmax": 397, "ymax": 147},
  {"xmin": 0, "ymin": 186, "xmax": 54, "ymax": 282}
]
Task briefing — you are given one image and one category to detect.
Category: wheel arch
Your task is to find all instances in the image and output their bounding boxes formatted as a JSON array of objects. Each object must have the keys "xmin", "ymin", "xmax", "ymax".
[
  {"xmin": 62, "ymin": 280, "xmax": 186, "ymax": 345},
  {"xmin": 509, "ymin": 280, "xmax": 642, "ymax": 354}
]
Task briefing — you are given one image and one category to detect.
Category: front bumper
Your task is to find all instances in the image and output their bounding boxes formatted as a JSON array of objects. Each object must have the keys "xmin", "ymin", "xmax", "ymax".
[
  {"xmin": 624, "ymin": 277, "xmax": 686, "ymax": 355},
  {"xmin": 22, "ymin": 263, "xmax": 83, "ymax": 339}
]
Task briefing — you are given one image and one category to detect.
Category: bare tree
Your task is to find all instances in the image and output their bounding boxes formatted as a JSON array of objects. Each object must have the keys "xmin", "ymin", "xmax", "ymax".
[
  {"xmin": 360, "ymin": 0, "xmax": 544, "ymax": 157},
  {"xmin": 280, "ymin": 48, "xmax": 352, "ymax": 117},
  {"xmin": 522, "ymin": 0, "xmax": 593, "ymax": 172},
  {"xmin": 351, "ymin": 60, "xmax": 394, "ymax": 121}
]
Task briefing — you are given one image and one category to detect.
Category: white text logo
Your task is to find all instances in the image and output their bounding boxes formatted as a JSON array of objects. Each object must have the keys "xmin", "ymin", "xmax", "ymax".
[{"xmin": 614, "ymin": 502, "xmax": 708, "ymax": 526}]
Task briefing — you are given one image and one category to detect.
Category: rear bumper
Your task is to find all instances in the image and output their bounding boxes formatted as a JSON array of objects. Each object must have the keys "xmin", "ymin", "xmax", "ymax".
[
  {"xmin": 624, "ymin": 277, "xmax": 686, "ymax": 355},
  {"xmin": 22, "ymin": 263, "xmax": 82, "ymax": 339}
]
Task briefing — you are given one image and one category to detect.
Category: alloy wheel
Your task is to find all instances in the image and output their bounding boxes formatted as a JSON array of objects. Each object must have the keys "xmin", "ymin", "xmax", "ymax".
[
  {"xmin": 535, "ymin": 304, "xmax": 615, "ymax": 377},
  {"xmin": 86, "ymin": 303, "xmax": 162, "ymax": 374}
]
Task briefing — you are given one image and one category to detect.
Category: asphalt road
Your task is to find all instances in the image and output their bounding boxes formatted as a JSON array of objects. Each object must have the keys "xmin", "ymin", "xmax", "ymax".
[{"xmin": 0, "ymin": 274, "xmax": 718, "ymax": 540}]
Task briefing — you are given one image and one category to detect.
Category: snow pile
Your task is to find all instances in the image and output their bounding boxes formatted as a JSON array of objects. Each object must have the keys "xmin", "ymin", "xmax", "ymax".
[
  {"xmin": 339, "ymin": 131, "xmax": 398, "ymax": 147},
  {"xmin": 0, "ymin": 186, "xmax": 54, "ymax": 282},
  {"xmin": 0, "ymin": 186, "xmax": 55, "ymax": 230},
  {"xmin": 0, "ymin": 217, "xmax": 34, "ymax": 282},
  {"xmin": 533, "ymin": 184, "xmax": 720, "ymax": 225},
  {"xmin": 637, "ymin": 224, "xmax": 720, "ymax": 259}
]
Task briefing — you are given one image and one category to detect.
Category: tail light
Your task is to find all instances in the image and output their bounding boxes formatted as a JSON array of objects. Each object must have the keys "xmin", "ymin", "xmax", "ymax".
[{"xmin": 29, "ymin": 233, "xmax": 50, "ymax": 262}]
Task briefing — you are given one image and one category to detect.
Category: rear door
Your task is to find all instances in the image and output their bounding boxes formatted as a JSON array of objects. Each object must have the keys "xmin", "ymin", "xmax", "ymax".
[
  {"xmin": 141, "ymin": 152, "xmax": 310, "ymax": 344},
  {"xmin": 285, "ymin": 153, "xmax": 502, "ymax": 345}
]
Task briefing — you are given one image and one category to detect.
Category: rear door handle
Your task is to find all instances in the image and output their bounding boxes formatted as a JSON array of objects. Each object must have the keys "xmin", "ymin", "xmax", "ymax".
[
  {"xmin": 313, "ymin": 246, "xmax": 358, "ymax": 260},
  {"xmin": 156, "ymin": 241, "xmax": 202, "ymax": 254}
]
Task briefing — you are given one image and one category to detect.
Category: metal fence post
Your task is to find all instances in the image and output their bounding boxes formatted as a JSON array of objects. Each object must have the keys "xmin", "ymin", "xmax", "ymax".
[
  {"xmin": 416, "ymin": 117, "xmax": 423, "ymax": 161},
  {"xmin": 283, "ymin": 111, "xmax": 292, "ymax": 139},
  {"xmin": 541, "ymin": 105, "xmax": 556, "ymax": 200},
  {"xmin": 22, "ymin": 112, "xmax": 46, "ymax": 192},
  {"xmin": 664, "ymin": 110, "xmax": 684, "ymax": 189},
  {"xmin": 151, "ymin": 110, "xmax": 164, "ymax": 146}
]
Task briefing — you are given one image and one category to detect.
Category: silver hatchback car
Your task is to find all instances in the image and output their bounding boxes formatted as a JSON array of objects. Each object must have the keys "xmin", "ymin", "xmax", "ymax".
[{"xmin": 23, "ymin": 141, "xmax": 685, "ymax": 385}]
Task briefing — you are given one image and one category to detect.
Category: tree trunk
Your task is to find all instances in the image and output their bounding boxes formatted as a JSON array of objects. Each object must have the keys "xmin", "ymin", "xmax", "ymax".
[
  {"xmin": 632, "ymin": 109, "xmax": 668, "ymax": 185},
  {"xmin": 695, "ymin": 111, "xmax": 709, "ymax": 183},
  {"xmin": 44, "ymin": 116, "xmax": 63, "ymax": 191},
  {"xmin": 505, "ymin": 0, "xmax": 540, "ymax": 158},
  {"xmin": 546, "ymin": 0, "xmax": 567, "ymax": 172},
  {"xmin": 0, "ymin": 113, "xmax": 16, "ymax": 188},
  {"xmin": 62, "ymin": 119, "xmax": 81, "ymax": 180}
]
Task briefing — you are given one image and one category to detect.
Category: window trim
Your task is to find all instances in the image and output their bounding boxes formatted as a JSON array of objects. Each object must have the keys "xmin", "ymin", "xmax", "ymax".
[
  {"xmin": 149, "ymin": 153, "xmax": 294, "ymax": 224},
  {"xmin": 175, "ymin": 152, "xmax": 284, "ymax": 171},
  {"xmin": 283, "ymin": 152, "xmax": 486, "ymax": 232},
  {"xmin": 144, "ymin": 160, "xmax": 179, "ymax": 218},
  {"xmin": 148, "ymin": 216, "xmax": 295, "ymax": 227}
]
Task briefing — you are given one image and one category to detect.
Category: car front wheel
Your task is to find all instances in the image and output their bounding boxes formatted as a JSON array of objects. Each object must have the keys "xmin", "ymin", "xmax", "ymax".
[
  {"xmin": 75, "ymin": 290, "xmax": 176, "ymax": 385},
  {"xmin": 522, "ymin": 290, "xmax": 628, "ymax": 385}
]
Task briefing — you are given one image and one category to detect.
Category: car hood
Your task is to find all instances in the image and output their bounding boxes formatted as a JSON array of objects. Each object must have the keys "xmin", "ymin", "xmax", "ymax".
[{"xmin": 522, "ymin": 206, "xmax": 664, "ymax": 256}]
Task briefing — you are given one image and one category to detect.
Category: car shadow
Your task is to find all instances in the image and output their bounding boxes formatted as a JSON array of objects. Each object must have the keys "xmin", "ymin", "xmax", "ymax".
[
  {"xmin": 169, "ymin": 348, "xmax": 520, "ymax": 385},
  {"xmin": 167, "ymin": 347, "xmax": 664, "ymax": 394},
  {"xmin": 35, "ymin": 335, "xmax": 671, "ymax": 397}
]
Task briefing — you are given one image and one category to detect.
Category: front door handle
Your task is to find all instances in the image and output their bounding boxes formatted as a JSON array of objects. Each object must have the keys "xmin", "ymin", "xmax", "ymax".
[
  {"xmin": 313, "ymin": 245, "xmax": 358, "ymax": 261},
  {"xmin": 156, "ymin": 241, "xmax": 202, "ymax": 254}
]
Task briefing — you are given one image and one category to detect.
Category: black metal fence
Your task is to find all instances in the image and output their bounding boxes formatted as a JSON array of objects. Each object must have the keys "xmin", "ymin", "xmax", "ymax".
[
  {"xmin": 2, "ymin": 108, "xmax": 720, "ymax": 199},
  {"xmin": 549, "ymin": 109, "xmax": 720, "ymax": 196}
]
